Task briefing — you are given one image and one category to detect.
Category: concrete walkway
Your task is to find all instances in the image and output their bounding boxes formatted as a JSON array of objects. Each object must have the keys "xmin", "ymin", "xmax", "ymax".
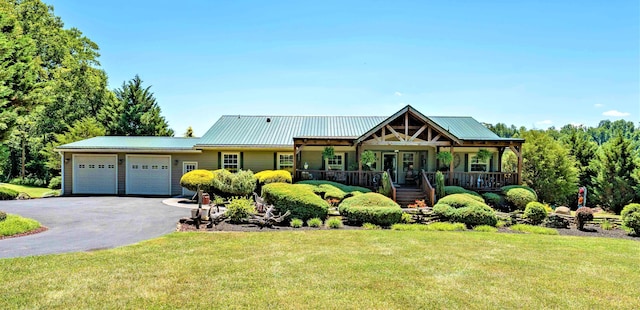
[{"xmin": 0, "ymin": 197, "xmax": 188, "ymax": 258}]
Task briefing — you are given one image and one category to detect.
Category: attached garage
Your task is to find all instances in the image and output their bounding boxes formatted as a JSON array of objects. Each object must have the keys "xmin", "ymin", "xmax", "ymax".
[
  {"xmin": 72, "ymin": 154, "xmax": 118, "ymax": 194},
  {"xmin": 126, "ymin": 155, "xmax": 171, "ymax": 195}
]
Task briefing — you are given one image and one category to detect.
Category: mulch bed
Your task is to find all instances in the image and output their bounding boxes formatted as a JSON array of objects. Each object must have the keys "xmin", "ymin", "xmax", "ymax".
[
  {"xmin": 556, "ymin": 223, "xmax": 638, "ymax": 241},
  {"xmin": 0, "ymin": 226, "xmax": 48, "ymax": 240}
]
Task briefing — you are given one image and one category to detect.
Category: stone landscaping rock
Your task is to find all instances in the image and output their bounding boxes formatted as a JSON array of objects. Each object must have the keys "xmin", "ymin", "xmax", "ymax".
[
  {"xmin": 554, "ymin": 206, "xmax": 570, "ymax": 215},
  {"xmin": 543, "ymin": 214, "xmax": 570, "ymax": 229}
]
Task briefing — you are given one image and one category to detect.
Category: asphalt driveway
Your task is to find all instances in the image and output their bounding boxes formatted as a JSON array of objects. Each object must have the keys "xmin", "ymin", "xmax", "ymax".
[{"xmin": 0, "ymin": 197, "xmax": 188, "ymax": 258}]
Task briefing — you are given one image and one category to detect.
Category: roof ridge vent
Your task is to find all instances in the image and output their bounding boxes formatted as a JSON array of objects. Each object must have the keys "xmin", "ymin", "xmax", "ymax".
[{"xmin": 266, "ymin": 117, "xmax": 271, "ymax": 123}]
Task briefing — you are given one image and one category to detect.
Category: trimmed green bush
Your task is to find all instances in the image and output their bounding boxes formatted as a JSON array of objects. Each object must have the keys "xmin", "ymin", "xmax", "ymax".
[
  {"xmin": 180, "ymin": 169, "xmax": 214, "ymax": 193},
  {"xmin": 254, "ymin": 170, "xmax": 292, "ymax": 184},
  {"xmin": 433, "ymin": 203, "xmax": 455, "ymax": 218},
  {"xmin": 401, "ymin": 213, "xmax": 412, "ymax": 224},
  {"xmin": 621, "ymin": 203, "xmax": 640, "ymax": 235},
  {"xmin": 575, "ymin": 207, "xmax": 594, "ymax": 230},
  {"xmin": 338, "ymin": 193, "xmax": 402, "ymax": 226},
  {"xmin": 473, "ymin": 225, "xmax": 498, "ymax": 232},
  {"xmin": 0, "ymin": 187, "xmax": 19, "ymax": 200},
  {"xmin": 482, "ymin": 193, "xmax": 502, "ymax": 207},
  {"xmin": 504, "ymin": 188, "xmax": 537, "ymax": 210},
  {"xmin": 318, "ymin": 184, "xmax": 347, "ymax": 200},
  {"xmin": 501, "ymin": 185, "xmax": 538, "ymax": 200},
  {"xmin": 432, "ymin": 196, "xmax": 497, "ymax": 228},
  {"xmin": 326, "ymin": 217, "xmax": 342, "ymax": 229},
  {"xmin": 48, "ymin": 176, "xmax": 62, "ymax": 189},
  {"xmin": 262, "ymin": 183, "xmax": 329, "ymax": 221},
  {"xmin": 437, "ymin": 194, "xmax": 486, "ymax": 209},
  {"xmin": 211, "ymin": 169, "xmax": 257, "ymax": 197},
  {"xmin": 290, "ymin": 218, "xmax": 303, "ymax": 228},
  {"xmin": 523, "ymin": 201, "xmax": 548, "ymax": 225},
  {"xmin": 0, "ymin": 211, "xmax": 6, "ymax": 222},
  {"xmin": 296, "ymin": 180, "xmax": 371, "ymax": 193},
  {"xmin": 226, "ymin": 197, "xmax": 256, "ymax": 224},
  {"xmin": 444, "ymin": 186, "xmax": 481, "ymax": 197},
  {"xmin": 307, "ymin": 217, "xmax": 323, "ymax": 227}
]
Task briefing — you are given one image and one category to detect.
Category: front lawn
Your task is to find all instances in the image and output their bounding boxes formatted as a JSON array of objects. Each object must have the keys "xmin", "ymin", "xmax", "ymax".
[
  {"xmin": 0, "ymin": 183, "xmax": 53, "ymax": 198},
  {"xmin": 1, "ymin": 231, "xmax": 638, "ymax": 308}
]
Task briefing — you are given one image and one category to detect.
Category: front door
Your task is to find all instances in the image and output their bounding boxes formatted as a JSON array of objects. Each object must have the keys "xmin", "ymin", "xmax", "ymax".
[
  {"xmin": 182, "ymin": 161, "xmax": 198, "ymax": 197},
  {"xmin": 382, "ymin": 153, "xmax": 397, "ymax": 182}
]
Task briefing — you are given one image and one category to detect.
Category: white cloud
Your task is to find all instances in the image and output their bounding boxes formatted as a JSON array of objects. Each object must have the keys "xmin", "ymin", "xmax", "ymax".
[
  {"xmin": 394, "ymin": 91, "xmax": 403, "ymax": 97},
  {"xmin": 602, "ymin": 110, "xmax": 630, "ymax": 117},
  {"xmin": 536, "ymin": 120, "xmax": 553, "ymax": 125},
  {"xmin": 593, "ymin": 103, "xmax": 604, "ymax": 108}
]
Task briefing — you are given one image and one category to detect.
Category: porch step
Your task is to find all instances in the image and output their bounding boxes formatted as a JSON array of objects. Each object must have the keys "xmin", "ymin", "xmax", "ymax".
[{"xmin": 395, "ymin": 188, "xmax": 426, "ymax": 207}]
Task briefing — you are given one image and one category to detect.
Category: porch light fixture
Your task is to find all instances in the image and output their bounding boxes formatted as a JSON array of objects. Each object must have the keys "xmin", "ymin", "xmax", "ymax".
[
  {"xmin": 118, "ymin": 159, "xmax": 123, "ymax": 165},
  {"xmin": 65, "ymin": 158, "xmax": 70, "ymax": 163},
  {"xmin": 174, "ymin": 159, "xmax": 179, "ymax": 166},
  {"xmin": 394, "ymin": 150, "xmax": 399, "ymax": 153}
]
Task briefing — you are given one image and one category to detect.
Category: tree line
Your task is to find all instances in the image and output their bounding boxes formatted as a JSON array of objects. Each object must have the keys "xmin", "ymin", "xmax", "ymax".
[
  {"xmin": 1, "ymin": 0, "xmax": 175, "ymax": 184},
  {"xmin": 485, "ymin": 121, "xmax": 640, "ymax": 214}
]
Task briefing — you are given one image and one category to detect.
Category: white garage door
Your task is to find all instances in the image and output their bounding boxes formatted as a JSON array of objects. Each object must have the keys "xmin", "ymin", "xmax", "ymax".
[
  {"xmin": 126, "ymin": 155, "xmax": 171, "ymax": 195},
  {"xmin": 73, "ymin": 155, "xmax": 118, "ymax": 194}
]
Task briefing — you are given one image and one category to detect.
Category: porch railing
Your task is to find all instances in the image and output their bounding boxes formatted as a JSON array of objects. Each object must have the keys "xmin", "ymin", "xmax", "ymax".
[
  {"xmin": 420, "ymin": 169, "xmax": 436, "ymax": 206},
  {"xmin": 419, "ymin": 171, "xmax": 517, "ymax": 191},
  {"xmin": 295, "ymin": 170, "xmax": 380, "ymax": 188}
]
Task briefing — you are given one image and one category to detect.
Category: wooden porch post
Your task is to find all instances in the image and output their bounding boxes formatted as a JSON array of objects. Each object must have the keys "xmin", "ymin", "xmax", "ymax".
[
  {"xmin": 516, "ymin": 144, "xmax": 523, "ymax": 184},
  {"xmin": 357, "ymin": 144, "xmax": 362, "ymax": 185},
  {"xmin": 292, "ymin": 143, "xmax": 298, "ymax": 182},
  {"xmin": 448, "ymin": 144, "xmax": 454, "ymax": 185},
  {"xmin": 497, "ymin": 147, "xmax": 504, "ymax": 172}
]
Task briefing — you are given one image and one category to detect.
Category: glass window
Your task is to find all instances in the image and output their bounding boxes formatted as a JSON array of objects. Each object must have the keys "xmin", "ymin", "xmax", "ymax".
[
  {"xmin": 470, "ymin": 155, "xmax": 489, "ymax": 172},
  {"xmin": 277, "ymin": 153, "xmax": 294, "ymax": 172},
  {"xmin": 222, "ymin": 153, "xmax": 239, "ymax": 172},
  {"xmin": 402, "ymin": 153, "xmax": 414, "ymax": 171},
  {"xmin": 326, "ymin": 153, "xmax": 344, "ymax": 170}
]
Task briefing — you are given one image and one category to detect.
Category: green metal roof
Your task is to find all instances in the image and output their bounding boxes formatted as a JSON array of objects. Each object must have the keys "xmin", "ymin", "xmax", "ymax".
[
  {"xmin": 429, "ymin": 116, "xmax": 513, "ymax": 140},
  {"xmin": 197, "ymin": 116, "xmax": 387, "ymax": 146},
  {"xmin": 57, "ymin": 136, "xmax": 200, "ymax": 150}
]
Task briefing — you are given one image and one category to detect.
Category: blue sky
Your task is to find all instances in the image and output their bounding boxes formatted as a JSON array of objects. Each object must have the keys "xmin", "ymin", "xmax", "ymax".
[{"xmin": 48, "ymin": 0, "xmax": 639, "ymax": 136}]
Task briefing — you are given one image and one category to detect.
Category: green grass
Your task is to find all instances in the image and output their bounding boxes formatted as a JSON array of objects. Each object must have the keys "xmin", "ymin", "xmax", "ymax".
[
  {"xmin": 473, "ymin": 225, "xmax": 498, "ymax": 232},
  {"xmin": 1, "ymin": 231, "xmax": 639, "ymax": 309},
  {"xmin": 391, "ymin": 222, "xmax": 467, "ymax": 231},
  {"xmin": 0, "ymin": 183, "xmax": 52, "ymax": 198},
  {"xmin": 510, "ymin": 224, "xmax": 559, "ymax": 235},
  {"xmin": 0, "ymin": 214, "xmax": 41, "ymax": 237}
]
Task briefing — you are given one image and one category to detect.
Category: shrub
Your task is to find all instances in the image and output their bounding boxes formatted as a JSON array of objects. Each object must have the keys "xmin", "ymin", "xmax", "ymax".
[
  {"xmin": 318, "ymin": 184, "xmax": 347, "ymax": 200},
  {"xmin": 296, "ymin": 180, "xmax": 370, "ymax": 193},
  {"xmin": 600, "ymin": 220, "xmax": 613, "ymax": 231},
  {"xmin": 254, "ymin": 170, "xmax": 292, "ymax": 184},
  {"xmin": 391, "ymin": 222, "xmax": 466, "ymax": 231},
  {"xmin": 362, "ymin": 222, "xmax": 382, "ymax": 230},
  {"xmin": 226, "ymin": 197, "xmax": 256, "ymax": 224},
  {"xmin": 211, "ymin": 169, "xmax": 257, "ymax": 197},
  {"xmin": 0, "ymin": 214, "xmax": 41, "ymax": 237},
  {"xmin": 262, "ymin": 183, "xmax": 329, "ymax": 221},
  {"xmin": 180, "ymin": 169, "xmax": 214, "ymax": 193},
  {"xmin": 48, "ymin": 176, "xmax": 62, "ymax": 189},
  {"xmin": 501, "ymin": 185, "xmax": 538, "ymax": 199},
  {"xmin": 473, "ymin": 225, "xmax": 498, "ymax": 232},
  {"xmin": 433, "ymin": 203, "xmax": 455, "ymax": 218},
  {"xmin": 482, "ymin": 193, "xmax": 502, "ymax": 207},
  {"xmin": 338, "ymin": 193, "xmax": 403, "ymax": 226},
  {"xmin": 523, "ymin": 202, "xmax": 548, "ymax": 225},
  {"xmin": 307, "ymin": 217, "xmax": 323, "ymax": 227},
  {"xmin": 9, "ymin": 177, "xmax": 46, "ymax": 187},
  {"xmin": 0, "ymin": 187, "xmax": 19, "ymax": 200},
  {"xmin": 510, "ymin": 224, "xmax": 559, "ymax": 235},
  {"xmin": 326, "ymin": 217, "xmax": 342, "ymax": 229},
  {"xmin": 575, "ymin": 207, "xmax": 594, "ymax": 230},
  {"xmin": 435, "ymin": 171, "xmax": 445, "ymax": 200},
  {"xmin": 378, "ymin": 172, "xmax": 393, "ymax": 198},
  {"xmin": 504, "ymin": 188, "xmax": 537, "ymax": 210},
  {"xmin": 621, "ymin": 203, "xmax": 640, "ymax": 235},
  {"xmin": 400, "ymin": 213, "xmax": 412, "ymax": 224},
  {"xmin": 0, "ymin": 211, "xmax": 6, "ymax": 222},
  {"xmin": 290, "ymin": 218, "xmax": 303, "ymax": 228},
  {"xmin": 444, "ymin": 186, "xmax": 482, "ymax": 198},
  {"xmin": 437, "ymin": 194, "xmax": 486, "ymax": 209}
]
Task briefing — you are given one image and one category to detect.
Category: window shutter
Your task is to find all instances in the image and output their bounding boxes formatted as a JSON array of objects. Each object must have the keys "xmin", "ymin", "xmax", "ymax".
[
  {"xmin": 273, "ymin": 152, "xmax": 277, "ymax": 170},
  {"xmin": 217, "ymin": 152, "xmax": 221, "ymax": 169},
  {"xmin": 240, "ymin": 152, "xmax": 244, "ymax": 170},
  {"xmin": 464, "ymin": 154, "xmax": 469, "ymax": 172},
  {"xmin": 344, "ymin": 153, "xmax": 348, "ymax": 170},
  {"xmin": 321, "ymin": 154, "xmax": 325, "ymax": 170},
  {"xmin": 489, "ymin": 155, "xmax": 494, "ymax": 172}
]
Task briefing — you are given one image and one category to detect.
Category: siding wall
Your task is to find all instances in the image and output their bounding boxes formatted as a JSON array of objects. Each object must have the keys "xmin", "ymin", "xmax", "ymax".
[{"xmin": 243, "ymin": 151, "xmax": 276, "ymax": 172}]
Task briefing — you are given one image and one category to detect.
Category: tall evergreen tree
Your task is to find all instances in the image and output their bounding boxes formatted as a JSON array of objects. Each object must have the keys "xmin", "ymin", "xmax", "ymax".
[
  {"xmin": 590, "ymin": 132, "xmax": 640, "ymax": 214},
  {"xmin": 521, "ymin": 130, "xmax": 579, "ymax": 205},
  {"xmin": 560, "ymin": 125, "xmax": 598, "ymax": 204},
  {"xmin": 100, "ymin": 75, "xmax": 174, "ymax": 136}
]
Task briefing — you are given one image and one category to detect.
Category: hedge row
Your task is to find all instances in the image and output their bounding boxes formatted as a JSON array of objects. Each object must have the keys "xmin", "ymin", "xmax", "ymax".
[
  {"xmin": 338, "ymin": 193, "xmax": 402, "ymax": 226},
  {"xmin": 262, "ymin": 183, "xmax": 329, "ymax": 221}
]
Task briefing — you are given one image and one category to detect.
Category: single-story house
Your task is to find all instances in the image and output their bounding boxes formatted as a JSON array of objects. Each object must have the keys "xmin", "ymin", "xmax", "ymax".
[{"xmin": 56, "ymin": 105, "xmax": 524, "ymax": 204}]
